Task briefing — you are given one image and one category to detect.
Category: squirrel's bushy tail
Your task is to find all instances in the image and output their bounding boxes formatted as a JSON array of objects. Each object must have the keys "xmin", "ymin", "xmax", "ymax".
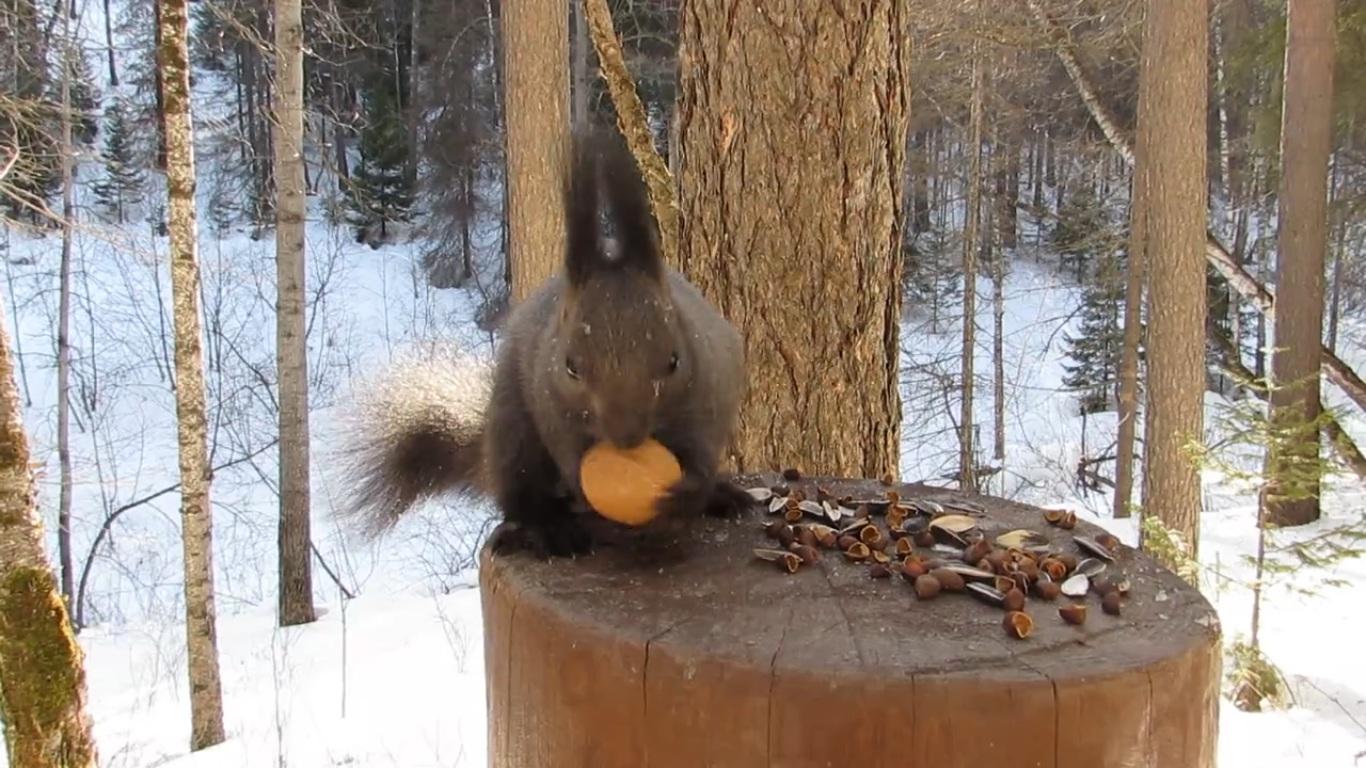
[{"xmin": 336, "ymin": 349, "xmax": 494, "ymax": 537}]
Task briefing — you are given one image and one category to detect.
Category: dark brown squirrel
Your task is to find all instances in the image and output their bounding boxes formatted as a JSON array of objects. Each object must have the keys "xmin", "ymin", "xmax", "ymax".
[{"xmin": 339, "ymin": 128, "xmax": 751, "ymax": 558}]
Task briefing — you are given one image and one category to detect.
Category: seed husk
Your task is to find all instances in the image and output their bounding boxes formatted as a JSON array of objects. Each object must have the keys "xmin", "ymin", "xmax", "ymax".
[
  {"xmin": 915, "ymin": 575, "xmax": 943, "ymax": 600},
  {"xmin": 994, "ymin": 576, "xmax": 1017, "ymax": 594},
  {"xmin": 1041, "ymin": 558, "xmax": 1068, "ymax": 582},
  {"xmin": 913, "ymin": 530, "xmax": 937, "ymax": 548},
  {"xmin": 1058, "ymin": 511, "xmax": 1078, "ymax": 530},
  {"xmin": 1102, "ymin": 591, "xmax": 1122, "ymax": 616},
  {"xmin": 872, "ymin": 550, "xmax": 891, "ymax": 564},
  {"xmin": 796, "ymin": 526, "xmax": 818, "ymax": 548},
  {"xmin": 860, "ymin": 525, "xmax": 886, "ymax": 548},
  {"xmin": 894, "ymin": 537, "xmax": 915, "ymax": 556},
  {"xmin": 754, "ymin": 548, "xmax": 802, "ymax": 574},
  {"xmin": 1043, "ymin": 508, "xmax": 1066, "ymax": 525},
  {"xmin": 1096, "ymin": 532, "xmax": 1122, "ymax": 553},
  {"xmin": 901, "ymin": 557, "xmax": 928, "ymax": 580},
  {"xmin": 1003, "ymin": 611, "xmax": 1034, "ymax": 639},
  {"xmin": 844, "ymin": 542, "xmax": 871, "ymax": 561},
  {"xmin": 928, "ymin": 568, "xmax": 966, "ymax": 592},
  {"xmin": 966, "ymin": 583, "xmax": 1007, "ymax": 607},
  {"xmin": 790, "ymin": 544, "xmax": 821, "ymax": 564},
  {"xmin": 783, "ymin": 506, "xmax": 803, "ymax": 524},
  {"xmin": 1032, "ymin": 580, "xmax": 1061, "ymax": 601},
  {"xmin": 962, "ymin": 539, "xmax": 993, "ymax": 565},
  {"xmin": 1075, "ymin": 557, "xmax": 1108, "ymax": 577},
  {"xmin": 837, "ymin": 534, "xmax": 860, "ymax": 551},
  {"xmin": 764, "ymin": 521, "xmax": 788, "ymax": 539},
  {"xmin": 798, "ymin": 499, "xmax": 827, "ymax": 520},
  {"xmin": 930, "ymin": 513, "xmax": 977, "ymax": 535},
  {"xmin": 1075, "ymin": 536, "xmax": 1117, "ymax": 562},
  {"xmin": 776, "ymin": 526, "xmax": 797, "ymax": 548},
  {"xmin": 935, "ymin": 563, "xmax": 996, "ymax": 582},
  {"xmin": 747, "ymin": 487, "xmax": 774, "ymax": 503},
  {"xmin": 1059, "ymin": 604, "xmax": 1088, "ymax": 625},
  {"xmin": 1002, "ymin": 588, "xmax": 1027, "ymax": 612},
  {"xmin": 768, "ymin": 497, "xmax": 788, "ymax": 514},
  {"xmin": 1061, "ymin": 573, "xmax": 1090, "ymax": 597},
  {"xmin": 996, "ymin": 529, "xmax": 1045, "ymax": 549}
]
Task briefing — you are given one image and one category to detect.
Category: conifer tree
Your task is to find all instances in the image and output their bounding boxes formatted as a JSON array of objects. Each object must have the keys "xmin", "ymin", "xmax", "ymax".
[
  {"xmin": 347, "ymin": 83, "xmax": 415, "ymax": 243},
  {"xmin": 69, "ymin": 48, "xmax": 101, "ymax": 146},
  {"xmin": 92, "ymin": 98, "xmax": 145, "ymax": 223},
  {"xmin": 1050, "ymin": 183, "xmax": 1108, "ymax": 281},
  {"xmin": 1063, "ymin": 250, "xmax": 1128, "ymax": 413}
]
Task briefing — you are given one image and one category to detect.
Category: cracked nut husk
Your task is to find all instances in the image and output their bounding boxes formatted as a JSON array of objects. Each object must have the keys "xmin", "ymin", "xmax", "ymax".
[
  {"xmin": 1002, "ymin": 587, "xmax": 1026, "ymax": 612},
  {"xmin": 928, "ymin": 568, "xmax": 966, "ymax": 592},
  {"xmin": 1059, "ymin": 604, "xmax": 1088, "ymax": 625},
  {"xmin": 1003, "ymin": 611, "xmax": 1033, "ymax": 639},
  {"xmin": 844, "ymin": 542, "xmax": 871, "ymax": 561},
  {"xmin": 915, "ymin": 574, "xmax": 942, "ymax": 600},
  {"xmin": 1102, "ymin": 591, "xmax": 1122, "ymax": 616},
  {"xmin": 1033, "ymin": 580, "xmax": 1061, "ymax": 601},
  {"xmin": 790, "ymin": 544, "xmax": 821, "ymax": 564}
]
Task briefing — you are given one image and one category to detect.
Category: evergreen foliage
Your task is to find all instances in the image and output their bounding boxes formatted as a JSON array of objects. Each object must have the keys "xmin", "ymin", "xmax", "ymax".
[
  {"xmin": 1062, "ymin": 249, "xmax": 1128, "ymax": 413},
  {"xmin": 92, "ymin": 99, "xmax": 146, "ymax": 224},
  {"xmin": 347, "ymin": 83, "xmax": 416, "ymax": 243},
  {"xmin": 1049, "ymin": 183, "xmax": 1110, "ymax": 281},
  {"xmin": 68, "ymin": 48, "xmax": 102, "ymax": 146}
]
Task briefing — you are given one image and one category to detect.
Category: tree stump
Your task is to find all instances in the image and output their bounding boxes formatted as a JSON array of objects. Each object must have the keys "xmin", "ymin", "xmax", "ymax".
[{"xmin": 479, "ymin": 474, "xmax": 1221, "ymax": 767}]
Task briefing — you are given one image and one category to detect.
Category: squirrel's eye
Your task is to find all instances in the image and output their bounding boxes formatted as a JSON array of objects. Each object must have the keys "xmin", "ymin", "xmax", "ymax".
[
  {"xmin": 565, "ymin": 357, "xmax": 581, "ymax": 379},
  {"xmin": 667, "ymin": 353, "xmax": 679, "ymax": 374}
]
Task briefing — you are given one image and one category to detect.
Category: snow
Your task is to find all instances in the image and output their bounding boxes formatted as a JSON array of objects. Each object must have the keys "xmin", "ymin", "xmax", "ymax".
[{"xmin": 2, "ymin": 3, "xmax": 1365, "ymax": 766}]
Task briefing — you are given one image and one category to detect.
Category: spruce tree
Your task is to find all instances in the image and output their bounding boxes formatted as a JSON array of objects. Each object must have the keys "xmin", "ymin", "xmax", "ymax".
[
  {"xmin": 1050, "ymin": 183, "xmax": 1108, "ymax": 281},
  {"xmin": 347, "ymin": 83, "xmax": 415, "ymax": 243},
  {"xmin": 1062, "ymin": 249, "xmax": 1128, "ymax": 413},
  {"xmin": 92, "ymin": 99, "xmax": 145, "ymax": 223},
  {"xmin": 69, "ymin": 48, "xmax": 102, "ymax": 146}
]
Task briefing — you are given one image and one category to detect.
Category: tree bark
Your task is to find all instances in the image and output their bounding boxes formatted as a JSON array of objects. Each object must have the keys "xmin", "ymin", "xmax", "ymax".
[
  {"xmin": 57, "ymin": 14, "xmax": 76, "ymax": 611},
  {"xmin": 158, "ymin": 0, "xmax": 227, "ymax": 746},
  {"xmin": 1264, "ymin": 0, "xmax": 1336, "ymax": 527},
  {"xmin": 1138, "ymin": 0, "xmax": 1207, "ymax": 560},
  {"xmin": 572, "ymin": 0, "xmax": 588, "ymax": 129},
  {"xmin": 675, "ymin": 0, "xmax": 909, "ymax": 479},
  {"xmin": 273, "ymin": 0, "xmax": 315, "ymax": 626},
  {"xmin": 959, "ymin": 13, "xmax": 984, "ymax": 493},
  {"xmin": 0, "ymin": 301, "xmax": 99, "ymax": 768},
  {"xmin": 502, "ymin": 0, "xmax": 568, "ymax": 303}
]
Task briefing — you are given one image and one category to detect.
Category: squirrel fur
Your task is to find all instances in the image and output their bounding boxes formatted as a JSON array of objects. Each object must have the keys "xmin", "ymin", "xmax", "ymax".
[{"xmin": 339, "ymin": 128, "xmax": 749, "ymax": 557}]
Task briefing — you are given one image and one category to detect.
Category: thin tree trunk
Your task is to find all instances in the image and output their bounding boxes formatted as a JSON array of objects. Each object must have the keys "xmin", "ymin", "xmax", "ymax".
[
  {"xmin": 675, "ymin": 0, "xmax": 908, "ymax": 479},
  {"xmin": 1265, "ymin": 0, "xmax": 1336, "ymax": 528},
  {"xmin": 158, "ymin": 0, "xmax": 227, "ymax": 745},
  {"xmin": 153, "ymin": 0, "xmax": 167, "ymax": 170},
  {"xmin": 1138, "ymin": 0, "xmax": 1207, "ymax": 560},
  {"xmin": 912, "ymin": 129, "xmax": 930, "ymax": 234},
  {"xmin": 960, "ymin": 13, "xmax": 984, "ymax": 493},
  {"xmin": 56, "ymin": 16, "xmax": 76, "ymax": 610},
  {"xmin": 0, "ymin": 298, "xmax": 99, "ymax": 768},
  {"xmin": 992, "ymin": 209, "xmax": 1006, "ymax": 464},
  {"xmin": 1114, "ymin": 34, "xmax": 1153, "ymax": 520},
  {"xmin": 102, "ymin": 0, "xmax": 117, "ymax": 85},
  {"xmin": 273, "ymin": 0, "xmax": 315, "ymax": 627},
  {"xmin": 502, "ymin": 0, "xmax": 567, "ymax": 303}
]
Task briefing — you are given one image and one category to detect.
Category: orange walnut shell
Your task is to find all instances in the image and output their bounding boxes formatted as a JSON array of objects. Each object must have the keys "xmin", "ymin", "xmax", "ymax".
[{"xmin": 579, "ymin": 438, "xmax": 683, "ymax": 526}]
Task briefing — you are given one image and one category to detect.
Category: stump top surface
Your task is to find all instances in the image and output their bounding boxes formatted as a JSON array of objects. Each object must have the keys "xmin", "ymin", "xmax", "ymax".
[{"xmin": 481, "ymin": 474, "xmax": 1220, "ymax": 682}]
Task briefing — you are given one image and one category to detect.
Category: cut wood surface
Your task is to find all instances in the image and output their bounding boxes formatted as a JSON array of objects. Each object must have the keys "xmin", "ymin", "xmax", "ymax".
[{"xmin": 481, "ymin": 474, "xmax": 1221, "ymax": 768}]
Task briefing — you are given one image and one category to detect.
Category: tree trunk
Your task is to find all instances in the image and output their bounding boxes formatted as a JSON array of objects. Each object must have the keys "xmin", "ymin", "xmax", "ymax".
[
  {"xmin": 1264, "ymin": 0, "xmax": 1336, "ymax": 528},
  {"xmin": 675, "ymin": 0, "xmax": 909, "ymax": 479},
  {"xmin": 572, "ymin": 0, "xmax": 588, "ymax": 128},
  {"xmin": 1113, "ymin": 38, "xmax": 1154, "ymax": 521},
  {"xmin": 912, "ymin": 129, "xmax": 931, "ymax": 234},
  {"xmin": 959, "ymin": 15, "xmax": 984, "ymax": 493},
  {"xmin": 57, "ymin": 19, "xmax": 76, "ymax": 612},
  {"xmin": 152, "ymin": 0, "xmax": 167, "ymax": 170},
  {"xmin": 158, "ymin": 0, "xmax": 227, "ymax": 746},
  {"xmin": 0, "ymin": 306, "xmax": 99, "ymax": 768},
  {"xmin": 1138, "ymin": 0, "xmax": 1207, "ymax": 560},
  {"xmin": 502, "ymin": 0, "xmax": 568, "ymax": 303},
  {"xmin": 273, "ymin": 0, "xmax": 316, "ymax": 627},
  {"xmin": 992, "ymin": 210, "xmax": 1006, "ymax": 464}
]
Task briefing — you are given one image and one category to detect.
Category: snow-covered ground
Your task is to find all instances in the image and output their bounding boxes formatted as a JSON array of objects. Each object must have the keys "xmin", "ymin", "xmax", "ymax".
[{"xmin": 3, "ymin": 2, "xmax": 1366, "ymax": 765}]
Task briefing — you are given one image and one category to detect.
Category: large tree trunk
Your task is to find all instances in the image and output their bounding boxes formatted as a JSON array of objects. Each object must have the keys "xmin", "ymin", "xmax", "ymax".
[
  {"xmin": 675, "ymin": 0, "xmax": 909, "ymax": 479},
  {"xmin": 1264, "ymin": 0, "xmax": 1336, "ymax": 528},
  {"xmin": 273, "ymin": 0, "xmax": 315, "ymax": 627},
  {"xmin": 0, "ymin": 303, "xmax": 99, "ymax": 768},
  {"xmin": 158, "ymin": 0, "xmax": 227, "ymax": 747},
  {"xmin": 959, "ymin": 14, "xmax": 984, "ymax": 493},
  {"xmin": 57, "ymin": 18, "xmax": 76, "ymax": 611},
  {"xmin": 1138, "ymin": 0, "xmax": 1207, "ymax": 562},
  {"xmin": 571, "ymin": 0, "xmax": 588, "ymax": 129},
  {"xmin": 502, "ymin": 0, "xmax": 568, "ymax": 303}
]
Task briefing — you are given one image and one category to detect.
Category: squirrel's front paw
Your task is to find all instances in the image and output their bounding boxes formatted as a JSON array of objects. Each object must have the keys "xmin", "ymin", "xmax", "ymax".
[{"xmin": 488, "ymin": 518, "xmax": 593, "ymax": 560}]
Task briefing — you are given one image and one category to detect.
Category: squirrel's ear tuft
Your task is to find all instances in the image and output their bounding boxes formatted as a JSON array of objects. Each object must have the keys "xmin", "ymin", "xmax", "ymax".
[
  {"xmin": 563, "ymin": 127, "xmax": 662, "ymax": 287},
  {"xmin": 564, "ymin": 132, "xmax": 604, "ymax": 289}
]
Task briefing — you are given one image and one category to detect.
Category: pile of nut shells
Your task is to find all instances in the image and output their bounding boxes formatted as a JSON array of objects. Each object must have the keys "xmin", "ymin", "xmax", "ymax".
[{"xmin": 747, "ymin": 474, "xmax": 1130, "ymax": 641}]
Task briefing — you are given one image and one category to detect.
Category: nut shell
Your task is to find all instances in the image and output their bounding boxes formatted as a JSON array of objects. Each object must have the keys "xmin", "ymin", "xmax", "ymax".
[
  {"xmin": 1003, "ymin": 611, "xmax": 1034, "ymax": 639},
  {"xmin": 1059, "ymin": 604, "xmax": 1088, "ymax": 625},
  {"xmin": 1002, "ymin": 588, "xmax": 1026, "ymax": 612},
  {"xmin": 1102, "ymin": 591, "xmax": 1122, "ymax": 616},
  {"xmin": 915, "ymin": 575, "xmax": 942, "ymax": 600}
]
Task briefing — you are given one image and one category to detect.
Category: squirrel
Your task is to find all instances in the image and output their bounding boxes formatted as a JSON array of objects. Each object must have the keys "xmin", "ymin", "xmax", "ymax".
[{"xmin": 338, "ymin": 128, "xmax": 752, "ymax": 558}]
